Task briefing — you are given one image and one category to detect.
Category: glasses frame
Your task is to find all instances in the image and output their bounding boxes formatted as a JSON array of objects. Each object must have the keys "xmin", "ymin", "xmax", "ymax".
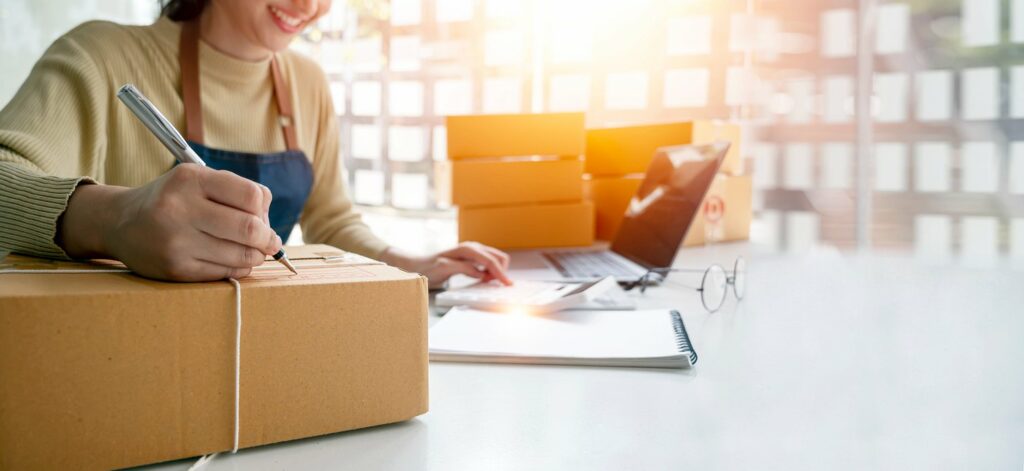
[{"xmin": 633, "ymin": 256, "xmax": 747, "ymax": 313}]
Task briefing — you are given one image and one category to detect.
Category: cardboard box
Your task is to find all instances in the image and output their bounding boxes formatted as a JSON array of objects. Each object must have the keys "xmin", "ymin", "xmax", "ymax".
[
  {"xmin": 446, "ymin": 113, "xmax": 585, "ymax": 159},
  {"xmin": 0, "ymin": 245, "xmax": 429, "ymax": 470},
  {"xmin": 585, "ymin": 121, "xmax": 743, "ymax": 176},
  {"xmin": 451, "ymin": 156, "xmax": 584, "ymax": 207},
  {"xmin": 459, "ymin": 201, "xmax": 595, "ymax": 249},
  {"xmin": 682, "ymin": 174, "xmax": 753, "ymax": 246},
  {"xmin": 583, "ymin": 175, "xmax": 644, "ymax": 241}
]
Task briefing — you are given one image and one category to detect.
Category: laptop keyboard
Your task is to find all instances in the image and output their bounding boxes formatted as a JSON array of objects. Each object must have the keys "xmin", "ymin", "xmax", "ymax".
[{"xmin": 542, "ymin": 251, "xmax": 640, "ymax": 279}]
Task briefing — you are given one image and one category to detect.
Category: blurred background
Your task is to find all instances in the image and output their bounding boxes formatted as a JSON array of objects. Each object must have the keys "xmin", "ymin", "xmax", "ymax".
[{"xmin": 3, "ymin": 0, "xmax": 1023, "ymax": 265}]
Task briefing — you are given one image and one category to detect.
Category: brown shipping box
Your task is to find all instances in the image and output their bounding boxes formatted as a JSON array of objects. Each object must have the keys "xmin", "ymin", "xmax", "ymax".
[
  {"xmin": 458, "ymin": 201, "xmax": 595, "ymax": 249},
  {"xmin": 682, "ymin": 174, "xmax": 753, "ymax": 246},
  {"xmin": 585, "ymin": 121, "xmax": 743, "ymax": 176},
  {"xmin": 446, "ymin": 113, "xmax": 585, "ymax": 159},
  {"xmin": 0, "ymin": 245, "xmax": 429, "ymax": 470},
  {"xmin": 451, "ymin": 156, "xmax": 584, "ymax": 207},
  {"xmin": 583, "ymin": 175, "xmax": 644, "ymax": 241}
]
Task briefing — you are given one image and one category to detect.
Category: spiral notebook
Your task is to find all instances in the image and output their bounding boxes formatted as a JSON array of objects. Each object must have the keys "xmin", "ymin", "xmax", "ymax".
[{"xmin": 429, "ymin": 308, "xmax": 697, "ymax": 369}]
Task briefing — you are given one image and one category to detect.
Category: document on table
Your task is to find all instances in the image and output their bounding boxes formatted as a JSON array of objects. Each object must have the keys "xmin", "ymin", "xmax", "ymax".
[{"xmin": 429, "ymin": 307, "xmax": 697, "ymax": 368}]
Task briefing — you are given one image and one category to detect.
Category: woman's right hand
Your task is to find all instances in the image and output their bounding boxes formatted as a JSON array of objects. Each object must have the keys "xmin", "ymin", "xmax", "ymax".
[{"xmin": 59, "ymin": 164, "xmax": 281, "ymax": 281}]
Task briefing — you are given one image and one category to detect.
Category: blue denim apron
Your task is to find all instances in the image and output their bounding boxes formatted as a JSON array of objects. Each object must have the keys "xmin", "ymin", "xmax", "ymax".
[{"xmin": 180, "ymin": 20, "xmax": 313, "ymax": 242}]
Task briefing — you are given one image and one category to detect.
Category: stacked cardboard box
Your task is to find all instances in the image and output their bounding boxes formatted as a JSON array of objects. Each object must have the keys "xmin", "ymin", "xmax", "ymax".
[
  {"xmin": 0, "ymin": 245, "xmax": 428, "ymax": 470},
  {"xmin": 583, "ymin": 121, "xmax": 752, "ymax": 245},
  {"xmin": 446, "ymin": 113, "xmax": 594, "ymax": 249}
]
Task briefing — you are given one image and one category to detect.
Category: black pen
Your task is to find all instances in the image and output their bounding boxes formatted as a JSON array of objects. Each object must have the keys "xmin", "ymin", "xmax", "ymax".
[{"xmin": 116, "ymin": 84, "xmax": 298, "ymax": 275}]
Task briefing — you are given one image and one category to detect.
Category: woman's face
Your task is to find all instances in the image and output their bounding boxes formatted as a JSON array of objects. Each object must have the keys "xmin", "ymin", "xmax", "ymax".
[{"xmin": 211, "ymin": 0, "xmax": 331, "ymax": 54}]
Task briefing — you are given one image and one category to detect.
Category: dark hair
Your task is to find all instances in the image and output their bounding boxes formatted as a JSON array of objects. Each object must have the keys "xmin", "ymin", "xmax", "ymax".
[{"xmin": 160, "ymin": 0, "xmax": 209, "ymax": 21}]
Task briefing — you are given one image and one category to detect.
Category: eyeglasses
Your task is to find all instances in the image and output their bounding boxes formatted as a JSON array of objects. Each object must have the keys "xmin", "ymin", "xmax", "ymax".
[{"xmin": 633, "ymin": 257, "xmax": 747, "ymax": 313}]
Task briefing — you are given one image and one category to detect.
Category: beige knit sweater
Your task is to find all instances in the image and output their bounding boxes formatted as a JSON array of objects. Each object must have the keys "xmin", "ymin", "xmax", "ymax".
[{"xmin": 0, "ymin": 17, "xmax": 388, "ymax": 261}]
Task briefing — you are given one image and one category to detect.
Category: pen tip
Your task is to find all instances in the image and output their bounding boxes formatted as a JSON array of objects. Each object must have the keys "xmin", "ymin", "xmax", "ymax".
[{"xmin": 280, "ymin": 256, "xmax": 298, "ymax": 275}]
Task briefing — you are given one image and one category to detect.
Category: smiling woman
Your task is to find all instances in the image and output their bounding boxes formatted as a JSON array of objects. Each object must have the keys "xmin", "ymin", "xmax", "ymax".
[{"xmin": 0, "ymin": 0, "xmax": 512, "ymax": 285}]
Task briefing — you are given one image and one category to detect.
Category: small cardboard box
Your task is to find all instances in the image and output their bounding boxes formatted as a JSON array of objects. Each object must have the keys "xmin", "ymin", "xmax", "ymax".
[
  {"xmin": 583, "ymin": 175, "xmax": 644, "ymax": 241},
  {"xmin": 585, "ymin": 121, "xmax": 743, "ymax": 176},
  {"xmin": 459, "ymin": 201, "xmax": 595, "ymax": 249},
  {"xmin": 682, "ymin": 174, "xmax": 753, "ymax": 246},
  {"xmin": 451, "ymin": 156, "xmax": 584, "ymax": 207},
  {"xmin": 0, "ymin": 245, "xmax": 429, "ymax": 470},
  {"xmin": 446, "ymin": 113, "xmax": 585, "ymax": 159}
]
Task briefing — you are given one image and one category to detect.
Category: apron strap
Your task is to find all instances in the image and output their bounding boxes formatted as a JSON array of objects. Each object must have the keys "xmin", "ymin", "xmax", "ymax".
[
  {"xmin": 269, "ymin": 58, "xmax": 300, "ymax": 151},
  {"xmin": 180, "ymin": 20, "xmax": 205, "ymax": 145},
  {"xmin": 179, "ymin": 20, "xmax": 299, "ymax": 150}
]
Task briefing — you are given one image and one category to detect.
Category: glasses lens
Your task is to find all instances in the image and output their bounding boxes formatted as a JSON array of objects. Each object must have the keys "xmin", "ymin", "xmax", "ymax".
[
  {"xmin": 701, "ymin": 265, "xmax": 728, "ymax": 312},
  {"xmin": 732, "ymin": 257, "xmax": 747, "ymax": 300}
]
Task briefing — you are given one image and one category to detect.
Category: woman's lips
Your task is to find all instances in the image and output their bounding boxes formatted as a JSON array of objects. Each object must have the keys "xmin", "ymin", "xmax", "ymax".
[{"xmin": 269, "ymin": 5, "xmax": 305, "ymax": 34}]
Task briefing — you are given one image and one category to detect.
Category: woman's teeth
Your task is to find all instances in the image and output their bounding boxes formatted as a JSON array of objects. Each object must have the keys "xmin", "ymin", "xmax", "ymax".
[{"xmin": 270, "ymin": 6, "xmax": 302, "ymax": 27}]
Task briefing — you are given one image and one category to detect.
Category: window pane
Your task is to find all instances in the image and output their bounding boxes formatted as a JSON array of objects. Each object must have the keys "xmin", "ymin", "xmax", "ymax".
[
  {"xmin": 875, "ymin": 143, "xmax": 907, "ymax": 192},
  {"xmin": 915, "ymin": 70, "xmax": 953, "ymax": 121},
  {"xmin": 391, "ymin": 0, "xmax": 421, "ymax": 25},
  {"xmin": 605, "ymin": 71, "xmax": 648, "ymax": 110},
  {"xmin": 483, "ymin": 77, "xmax": 522, "ymax": 113},
  {"xmin": 389, "ymin": 81, "xmax": 424, "ymax": 117},
  {"xmin": 549, "ymin": 74, "xmax": 590, "ymax": 112},
  {"xmin": 914, "ymin": 142, "xmax": 952, "ymax": 192},
  {"xmin": 915, "ymin": 215, "xmax": 953, "ymax": 262},
  {"xmin": 351, "ymin": 81, "xmax": 381, "ymax": 116},
  {"xmin": 822, "ymin": 76, "xmax": 852, "ymax": 123},
  {"xmin": 961, "ymin": 67, "xmax": 999, "ymax": 120},
  {"xmin": 351, "ymin": 125, "xmax": 381, "ymax": 160},
  {"xmin": 961, "ymin": 216, "xmax": 999, "ymax": 265},
  {"xmin": 392, "ymin": 173, "xmax": 429, "ymax": 209},
  {"xmin": 962, "ymin": 0, "xmax": 999, "ymax": 47},
  {"xmin": 821, "ymin": 142, "xmax": 852, "ymax": 190},
  {"xmin": 390, "ymin": 36, "xmax": 421, "ymax": 72},
  {"xmin": 434, "ymin": 79, "xmax": 473, "ymax": 116},
  {"xmin": 874, "ymin": 73, "xmax": 908, "ymax": 122},
  {"xmin": 783, "ymin": 143, "xmax": 813, "ymax": 190},
  {"xmin": 667, "ymin": 16, "xmax": 712, "ymax": 55},
  {"xmin": 354, "ymin": 170, "xmax": 385, "ymax": 205},
  {"xmin": 961, "ymin": 141, "xmax": 999, "ymax": 193},
  {"xmin": 388, "ymin": 126, "xmax": 425, "ymax": 162},
  {"xmin": 436, "ymin": 0, "xmax": 473, "ymax": 22},
  {"xmin": 663, "ymin": 68, "xmax": 709, "ymax": 108},
  {"xmin": 821, "ymin": 9, "xmax": 856, "ymax": 57},
  {"xmin": 875, "ymin": 3, "xmax": 909, "ymax": 54}
]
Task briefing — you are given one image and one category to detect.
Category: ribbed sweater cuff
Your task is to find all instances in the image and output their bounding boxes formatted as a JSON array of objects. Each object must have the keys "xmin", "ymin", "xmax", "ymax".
[{"xmin": 0, "ymin": 162, "xmax": 92, "ymax": 260}]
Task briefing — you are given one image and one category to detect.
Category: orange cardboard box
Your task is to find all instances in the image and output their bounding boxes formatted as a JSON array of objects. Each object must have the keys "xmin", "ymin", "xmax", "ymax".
[
  {"xmin": 0, "ymin": 245, "xmax": 428, "ymax": 470},
  {"xmin": 583, "ymin": 175, "xmax": 644, "ymax": 241},
  {"xmin": 446, "ymin": 113, "xmax": 585, "ymax": 159},
  {"xmin": 682, "ymin": 174, "xmax": 753, "ymax": 246},
  {"xmin": 585, "ymin": 121, "xmax": 743, "ymax": 176},
  {"xmin": 451, "ymin": 156, "xmax": 584, "ymax": 207},
  {"xmin": 459, "ymin": 201, "xmax": 595, "ymax": 249}
]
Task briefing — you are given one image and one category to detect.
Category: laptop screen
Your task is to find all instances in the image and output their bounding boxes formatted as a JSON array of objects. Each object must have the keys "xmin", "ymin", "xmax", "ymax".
[{"xmin": 610, "ymin": 141, "xmax": 729, "ymax": 269}]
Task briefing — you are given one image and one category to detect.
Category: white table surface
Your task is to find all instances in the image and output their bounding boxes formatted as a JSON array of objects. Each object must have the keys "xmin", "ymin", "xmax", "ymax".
[{"xmin": 140, "ymin": 244, "xmax": 1024, "ymax": 470}]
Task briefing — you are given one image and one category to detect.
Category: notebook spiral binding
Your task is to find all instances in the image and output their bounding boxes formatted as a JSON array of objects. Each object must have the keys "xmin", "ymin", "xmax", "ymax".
[{"xmin": 670, "ymin": 310, "xmax": 698, "ymax": 366}]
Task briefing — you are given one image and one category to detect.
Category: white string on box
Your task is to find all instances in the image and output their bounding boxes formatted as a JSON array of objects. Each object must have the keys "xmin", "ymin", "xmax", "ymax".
[{"xmin": 0, "ymin": 268, "xmax": 243, "ymax": 469}]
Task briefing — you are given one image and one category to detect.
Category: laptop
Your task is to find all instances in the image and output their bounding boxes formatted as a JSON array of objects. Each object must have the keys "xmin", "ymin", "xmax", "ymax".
[{"xmin": 507, "ymin": 140, "xmax": 730, "ymax": 284}]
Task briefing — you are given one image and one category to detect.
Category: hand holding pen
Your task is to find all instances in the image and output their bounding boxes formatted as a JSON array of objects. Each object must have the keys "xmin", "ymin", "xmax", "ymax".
[{"xmin": 59, "ymin": 84, "xmax": 297, "ymax": 281}]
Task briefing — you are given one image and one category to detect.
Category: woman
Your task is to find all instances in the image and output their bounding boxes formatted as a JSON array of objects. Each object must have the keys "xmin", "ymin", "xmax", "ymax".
[{"xmin": 0, "ymin": 0, "xmax": 511, "ymax": 286}]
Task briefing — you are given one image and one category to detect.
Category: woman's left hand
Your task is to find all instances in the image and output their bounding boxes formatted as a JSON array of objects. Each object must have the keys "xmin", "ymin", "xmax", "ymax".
[{"xmin": 381, "ymin": 242, "xmax": 512, "ymax": 289}]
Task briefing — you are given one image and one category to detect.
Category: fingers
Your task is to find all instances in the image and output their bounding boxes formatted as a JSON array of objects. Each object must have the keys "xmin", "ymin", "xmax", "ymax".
[
  {"xmin": 437, "ymin": 259, "xmax": 488, "ymax": 285},
  {"xmin": 164, "ymin": 258, "xmax": 252, "ymax": 282},
  {"xmin": 191, "ymin": 231, "xmax": 268, "ymax": 269},
  {"xmin": 448, "ymin": 242, "xmax": 512, "ymax": 285},
  {"xmin": 197, "ymin": 168, "xmax": 268, "ymax": 216},
  {"xmin": 193, "ymin": 199, "xmax": 282, "ymax": 255},
  {"xmin": 482, "ymin": 246, "xmax": 510, "ymax": 270},
  {"xmin": 258, "ymin": 184, "xmax": 272, "ymax": 225}
]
